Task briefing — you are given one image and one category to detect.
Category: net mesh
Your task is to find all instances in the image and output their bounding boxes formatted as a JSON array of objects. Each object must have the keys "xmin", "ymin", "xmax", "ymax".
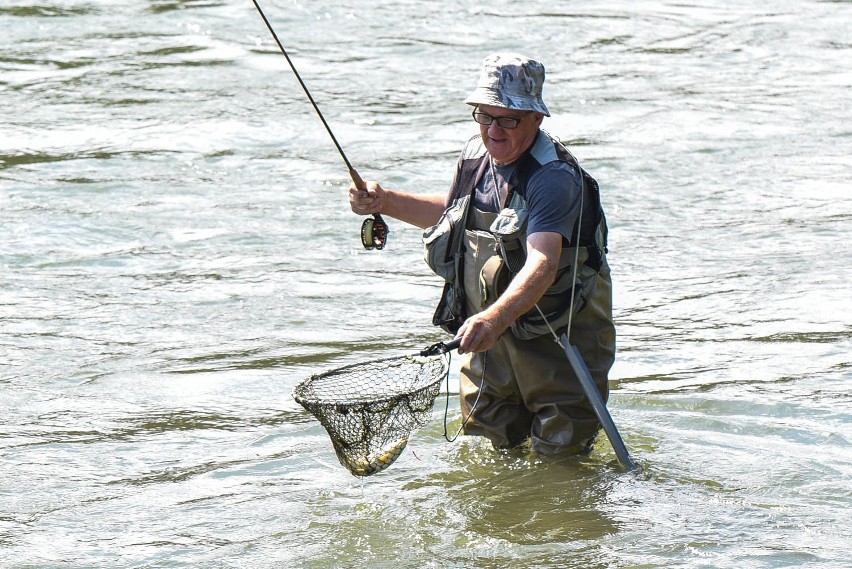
[{"xmin": 293, "ymin": 352, "xmax": 449, "ymax": 476}]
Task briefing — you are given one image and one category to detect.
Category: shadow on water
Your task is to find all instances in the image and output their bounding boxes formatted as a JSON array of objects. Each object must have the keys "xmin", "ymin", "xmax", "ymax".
[
  {"xmin": 0, "ymin": 5, "xmax": 95, "ymax": 17},
  {"xmin": 286, "ymin": 433, "xmax": 639, "ymax": 568},
  {"xmin": 146, "ymin": 0, "xmax": 228, "ymax": 15}
]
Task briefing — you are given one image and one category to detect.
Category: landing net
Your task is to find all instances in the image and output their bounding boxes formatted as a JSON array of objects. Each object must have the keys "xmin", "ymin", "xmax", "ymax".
[{"xmin": 293, "ymin": 351, "xmax": 450, "ymax": 476}]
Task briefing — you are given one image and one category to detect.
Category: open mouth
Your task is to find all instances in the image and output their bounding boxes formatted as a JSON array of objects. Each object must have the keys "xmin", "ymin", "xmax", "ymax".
[{"xmin": 487, "ymin": 135, "xmax": 509, "ymax": 147}]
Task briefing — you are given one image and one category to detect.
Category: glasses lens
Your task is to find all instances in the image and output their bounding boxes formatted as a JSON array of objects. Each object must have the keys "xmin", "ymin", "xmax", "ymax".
[
  {"xmin": 472, "ymin": 111, "xmax": 491, "ymax": 125},
  {"xmin": 495, "ymin": 116, "xmax": 521, "ymax": 129},
  {"xmin": 472, "ymin": 111, "xmax": 521, "ymax": 129}
]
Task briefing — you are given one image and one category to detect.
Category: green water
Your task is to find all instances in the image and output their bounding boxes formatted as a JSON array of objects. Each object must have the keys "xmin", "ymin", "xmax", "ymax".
[{"xmin": 1, "ymin": 1, "xmax": 850, "ymax": 567}]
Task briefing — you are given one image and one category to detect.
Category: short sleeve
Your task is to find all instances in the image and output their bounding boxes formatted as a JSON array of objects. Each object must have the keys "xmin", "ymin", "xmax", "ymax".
[{"xmin": 524, "ymin": 161, "xmax": 582, "ymax": 243}]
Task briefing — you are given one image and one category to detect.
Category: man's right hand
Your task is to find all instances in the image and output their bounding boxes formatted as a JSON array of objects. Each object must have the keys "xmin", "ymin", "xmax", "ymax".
[{"xmin": 348, "ymin": 181, "xmax": 384, "ymax": 216}]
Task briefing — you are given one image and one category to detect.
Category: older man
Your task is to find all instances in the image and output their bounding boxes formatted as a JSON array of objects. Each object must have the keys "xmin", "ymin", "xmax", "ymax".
[{"xmin": 349, "ymin": 53, "xmax": 615, "ymax": 457}]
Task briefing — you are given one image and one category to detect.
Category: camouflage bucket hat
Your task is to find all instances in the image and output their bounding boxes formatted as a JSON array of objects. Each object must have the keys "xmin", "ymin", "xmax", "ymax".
[{"xmin": 464, "ymin": 53, "xmax": 550, "ymax": 117}]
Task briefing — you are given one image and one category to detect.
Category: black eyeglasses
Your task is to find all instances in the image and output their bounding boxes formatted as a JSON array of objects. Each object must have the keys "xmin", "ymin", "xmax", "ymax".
[{"xmin": 471, "ymin": 110, "xmax": 529, "ymax": 129}]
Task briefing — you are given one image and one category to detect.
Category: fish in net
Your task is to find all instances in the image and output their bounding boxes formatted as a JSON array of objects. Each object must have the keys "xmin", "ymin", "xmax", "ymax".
[{"xmin": 293, "ymin": 340, "xmax": 458, "ymax": 476}]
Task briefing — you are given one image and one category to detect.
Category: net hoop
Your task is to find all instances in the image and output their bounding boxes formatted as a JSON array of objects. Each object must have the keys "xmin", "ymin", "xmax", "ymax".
[
  {"xmin": 293, "ymin": 353, "xmax": 449, "ymax": 409},
  {"xmin": 293, "ymin": 351, "xmax": 451, "ymax": 476}
]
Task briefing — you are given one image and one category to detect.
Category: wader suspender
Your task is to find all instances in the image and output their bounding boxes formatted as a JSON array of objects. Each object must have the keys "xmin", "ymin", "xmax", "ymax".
[
  {"xmin": 506, "ymin": 144, "xmax": 607, "ymax": 274},
  {"xmin": 498, "ymin": 148, "xmax": 635, "ymax": 470}
]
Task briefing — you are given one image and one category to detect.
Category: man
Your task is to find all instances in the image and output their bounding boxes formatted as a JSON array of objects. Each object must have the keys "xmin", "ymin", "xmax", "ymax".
[{"xmin": 349, "ymin": 53, "xmax": 615, "ymax": 457}]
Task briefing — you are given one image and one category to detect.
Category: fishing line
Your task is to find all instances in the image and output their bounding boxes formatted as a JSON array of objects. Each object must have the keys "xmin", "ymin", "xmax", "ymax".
[{"xmin": 251, "ymin": 0, "xmax": 388, "ymax": 250}]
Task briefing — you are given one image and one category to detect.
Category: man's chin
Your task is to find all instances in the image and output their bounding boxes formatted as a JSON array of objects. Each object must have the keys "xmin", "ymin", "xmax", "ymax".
[{"xmin": 485, "ymin": 143, "xmax": 512, "ymax": 162}]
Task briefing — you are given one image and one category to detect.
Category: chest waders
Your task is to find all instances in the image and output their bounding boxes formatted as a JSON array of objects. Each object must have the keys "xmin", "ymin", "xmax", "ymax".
[
  {"xmin": 457, "ymin": 206, "xmax": 607, "ymax": 455},
  {"xmin": 424, "ymin": 132, "xmax": 617, "ymax": 457}
]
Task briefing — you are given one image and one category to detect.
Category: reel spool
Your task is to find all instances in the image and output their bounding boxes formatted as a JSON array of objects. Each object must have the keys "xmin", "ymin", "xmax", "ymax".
[{"xmin": 361, "ymin": 214, "xmax": 389, "ymax": 250}]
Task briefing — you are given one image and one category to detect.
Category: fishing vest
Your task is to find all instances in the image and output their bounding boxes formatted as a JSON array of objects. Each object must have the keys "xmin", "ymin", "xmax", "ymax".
[{"xmin": 424, "ymin": 131, "xmax": 613, "ymax": 342}]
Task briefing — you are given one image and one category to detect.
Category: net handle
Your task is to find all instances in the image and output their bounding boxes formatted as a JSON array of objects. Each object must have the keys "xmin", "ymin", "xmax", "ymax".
[{"xmin": 420, "ymin": 337, "xmax": 461, "ymax": 357}]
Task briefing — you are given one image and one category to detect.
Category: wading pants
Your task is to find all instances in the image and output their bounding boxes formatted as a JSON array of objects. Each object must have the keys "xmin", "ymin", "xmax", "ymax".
[{"xmin": 458, "ymin": 209, "xmax": 609, "ymax": 456}]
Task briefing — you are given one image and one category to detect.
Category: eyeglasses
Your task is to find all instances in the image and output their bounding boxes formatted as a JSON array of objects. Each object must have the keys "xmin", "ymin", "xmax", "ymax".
[{"xmin": 471, "ymin": 110, "xmax": 529, "ymax": 129}]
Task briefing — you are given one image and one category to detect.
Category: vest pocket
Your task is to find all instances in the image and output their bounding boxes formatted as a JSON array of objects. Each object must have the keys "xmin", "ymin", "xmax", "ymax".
[
  {"xmin": 422, "ymin": 196, "xmax": 470, "ymax": 283},
  {"xmin": 432, "ymin": 282, "xmax": 465, "ymax": 334},
  {"xmin": 489, "ymin": 202, "xmax": 528, "ymax": 273}
]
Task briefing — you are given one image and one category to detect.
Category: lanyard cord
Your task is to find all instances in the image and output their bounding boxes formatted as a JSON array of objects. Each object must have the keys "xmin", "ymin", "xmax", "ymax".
[
  {"xmin": 442, "ymin": 351, "xmax": 486, "ymax": 442},
  {"xmin": 489, "ymin": 157, "xmax": 511, "ymax": 210}
]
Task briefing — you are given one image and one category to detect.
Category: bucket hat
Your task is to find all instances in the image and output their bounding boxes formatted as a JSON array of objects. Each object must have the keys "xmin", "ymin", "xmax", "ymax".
[{"xmin": 464, "ymin": 53, "xmax": 550, "ymax": 117}]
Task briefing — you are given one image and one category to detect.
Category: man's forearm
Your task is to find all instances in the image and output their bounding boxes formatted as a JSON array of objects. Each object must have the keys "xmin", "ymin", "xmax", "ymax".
[
  {"xmin": 379, "ymin": 190, "xmax": 447, "ymax": 229},
  {"xmin": 480, "ymin": 248, "xmax": 558, "ymax": 334}
]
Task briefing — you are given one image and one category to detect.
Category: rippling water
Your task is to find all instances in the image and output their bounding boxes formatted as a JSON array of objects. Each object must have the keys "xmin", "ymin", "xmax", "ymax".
[{"xmin": 2, "ymin": 1, "xmax": 850, "ymax": 567}]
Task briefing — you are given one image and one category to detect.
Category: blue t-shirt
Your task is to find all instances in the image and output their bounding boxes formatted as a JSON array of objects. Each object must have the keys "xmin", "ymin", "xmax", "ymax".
[{"xmin": 473, "ymin": 133, "xmax": 582, "ymax": 244}]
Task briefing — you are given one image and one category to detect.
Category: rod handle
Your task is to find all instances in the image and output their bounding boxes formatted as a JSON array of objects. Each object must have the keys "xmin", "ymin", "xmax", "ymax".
[{"xmin": 349, "ymin": 167, "xmax": 365, "ymax": 190}]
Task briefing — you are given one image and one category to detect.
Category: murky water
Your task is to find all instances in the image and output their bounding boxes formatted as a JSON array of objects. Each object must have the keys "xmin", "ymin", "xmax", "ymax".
[{"xmin": 2, "ymin": 1, "xmax": 850, "ymax": 567}]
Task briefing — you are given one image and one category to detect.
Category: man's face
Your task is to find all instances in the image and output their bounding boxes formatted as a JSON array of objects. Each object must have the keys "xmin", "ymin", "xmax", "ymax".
[{"xmin": 476, "ymin": 104, "xmax": 543, "ymax": 165}]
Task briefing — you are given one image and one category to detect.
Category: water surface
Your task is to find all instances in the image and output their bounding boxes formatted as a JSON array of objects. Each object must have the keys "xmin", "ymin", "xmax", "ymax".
[{"xmin": 1, "ymin": 1, "xmax": 850, "ymax": 567}]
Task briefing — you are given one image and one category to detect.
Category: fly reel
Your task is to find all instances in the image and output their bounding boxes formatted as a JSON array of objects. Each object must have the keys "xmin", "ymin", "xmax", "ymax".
[{"xmin": 361, "ymin": 214, "xmax": 389, "ymax": 250}]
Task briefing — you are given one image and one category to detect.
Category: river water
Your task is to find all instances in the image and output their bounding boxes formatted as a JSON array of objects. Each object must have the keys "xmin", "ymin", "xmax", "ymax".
[{"xmin": 1, "ymin": 1, "xmax": 850, "ymax": 567}]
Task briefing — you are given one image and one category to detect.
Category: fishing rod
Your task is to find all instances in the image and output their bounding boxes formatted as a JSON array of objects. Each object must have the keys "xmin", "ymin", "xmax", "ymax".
[{"xmin": 251, "ymin": 0, "xmax": 388, "ymax": 250}]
